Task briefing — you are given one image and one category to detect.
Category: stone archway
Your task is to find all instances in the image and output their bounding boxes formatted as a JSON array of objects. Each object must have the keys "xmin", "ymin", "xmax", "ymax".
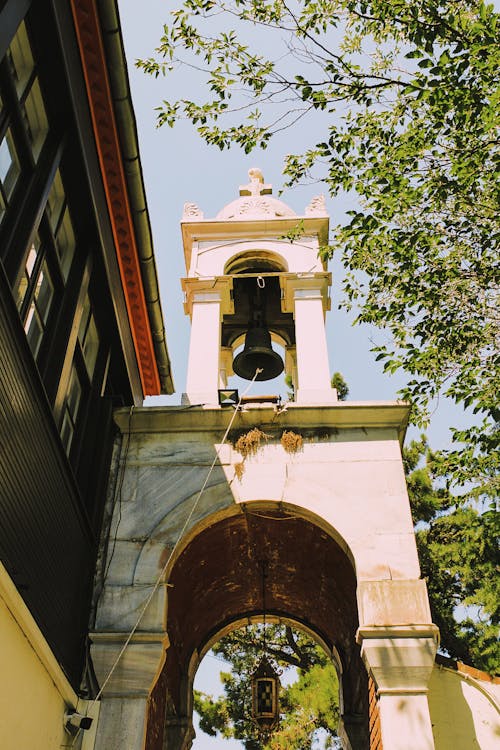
[
  {"xmin": 91, "ymin": 402, "xmax": 438, "ymax": 750},
  {"xmin": 145, "ymin": 503, "xmax": 369, "ymax": 750}
]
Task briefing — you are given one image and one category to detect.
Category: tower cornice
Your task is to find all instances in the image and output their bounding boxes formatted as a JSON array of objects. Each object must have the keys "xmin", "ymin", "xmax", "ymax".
[{"xmin": 181, "ymin": 216, "xmax": 330, "ymax": 275}]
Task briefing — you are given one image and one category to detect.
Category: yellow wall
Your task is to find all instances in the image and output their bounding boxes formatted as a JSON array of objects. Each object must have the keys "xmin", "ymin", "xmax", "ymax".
[
  {"xmin": 429, "ymin": 665, "xmax": 500, "ymax": 749},
  {"xmin": 0, "ymin": 562, "xmax": 78, "ymax": 749}
]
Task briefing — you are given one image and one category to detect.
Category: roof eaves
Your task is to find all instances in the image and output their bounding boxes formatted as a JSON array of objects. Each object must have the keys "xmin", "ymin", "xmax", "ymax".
[{"xmin": 97, "ymin": 0, "xmax": 174, "ymax": 395}]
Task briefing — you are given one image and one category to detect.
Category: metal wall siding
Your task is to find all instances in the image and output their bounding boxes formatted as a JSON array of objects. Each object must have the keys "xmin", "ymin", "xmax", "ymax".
[{"xmin": 0, "ymin": 274, "xmax": 96, "ymax": 685}]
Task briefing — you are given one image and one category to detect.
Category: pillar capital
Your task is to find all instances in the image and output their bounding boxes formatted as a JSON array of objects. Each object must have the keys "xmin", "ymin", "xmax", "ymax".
[
  {"xmin": 280, "ymin": 271, "xmax": 331, "ymax": 314},
  {"xmin": 181, "ymin": 276, "xmax": 234, "ymax": 318},
  {"xmin": 90, "ymin": 630, "xmax": 168, "ymax": 697},
  {"xmin": 357, "ymin": 625, "xmax": 439, "ymax": 693}
]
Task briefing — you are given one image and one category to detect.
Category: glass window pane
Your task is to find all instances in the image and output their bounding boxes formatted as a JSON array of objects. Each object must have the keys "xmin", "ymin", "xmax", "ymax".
[
  {"xmin": 0, "ymin": 129, "xmax": 21, "ymax": 198},
  {"xmin": 66, "ymin": 367, "xmax": 82, "ymax": 419},
  {"xmin": 19, "ymin": 243, "xmax": 53, "ymax": 360},
  {"xmin": 60, "ymin": 364, "xmax": 83, "ymax": 456},
  {"xmin": 7, "ymin": 21, "xmax": 35, "ymax": 98},
  {"xmin": 56, "ymin": 206, "xmax": 75, "ymax": 280},
  {"xmin": 15, "ymin": 235, "xmax": 41, "ymax": 310},
  {"xmin": 33, "ymin": 260, "xmax": 54, "ymax": 324},
  {"xmin": 23, "ymin": 78, "xmax": 49, "ymax": 161},
  {"xmin": 82, "ymin": 314, "xmax": 99, "ymax": 379},
  {"xmin": 78, "ymin": 296, "xmax": 100, "ymax": 379},
  {"xmin": 25, "ymin": 303, "xmax": 43, "ymax": 357},
  {"xmin": 25, "ymin": 243, "xmax": 38, "ymax": 277},
  {"xmin": 60, "ymin": 412, "xmax": 74, "ymax": 456},
  {"xmin": 16, "ymin": 271, "xmax": 30, "ymax": 311},
  {"xmin": 78, "ymin": 296, "xmax": 91, "ymax": 344},
  {"xmin": 46, "ymin": 169, "xmax": 65, "ymax": 233}
]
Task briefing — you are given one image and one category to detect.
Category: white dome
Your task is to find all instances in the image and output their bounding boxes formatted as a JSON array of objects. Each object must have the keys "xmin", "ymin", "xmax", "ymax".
[
  {"xmin": 216, "ymin": 194, "xmax": 296, "ymax": 220},
  {"xmin": 215, "ymin": 168, "xmax": 296, "ymax": 220}
]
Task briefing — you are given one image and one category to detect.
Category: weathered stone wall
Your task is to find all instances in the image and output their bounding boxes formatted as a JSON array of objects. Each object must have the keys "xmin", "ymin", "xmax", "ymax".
[{"xmin": 91, "ymin": 402, "xmax": 438, "ymax": 750}]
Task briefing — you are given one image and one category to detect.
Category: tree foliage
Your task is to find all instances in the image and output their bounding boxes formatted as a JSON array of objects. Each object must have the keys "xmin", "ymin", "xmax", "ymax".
[
  {"xmin": 139, "ymin": 0, "xmax": 499, "ymax": 504},
  {"xmin": 330, "ymin": 372, "xmax": 349, "ymax": 401},
  {"xmin": 405, "ymin": 436, "xmax": 499, "ymax": 674},
  {"xmin": 194, "ymin": 625, "xmax": 340, "ymax": 750},
  {"xmin": 285, "ymin": 371, "xmax": 349, "ymax": 401}
]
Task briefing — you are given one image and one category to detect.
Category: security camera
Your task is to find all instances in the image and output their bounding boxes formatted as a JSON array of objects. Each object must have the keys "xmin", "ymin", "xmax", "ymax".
[{"xmin": 64, "ymin": 711, "xmax": 93, "ymax": 732}]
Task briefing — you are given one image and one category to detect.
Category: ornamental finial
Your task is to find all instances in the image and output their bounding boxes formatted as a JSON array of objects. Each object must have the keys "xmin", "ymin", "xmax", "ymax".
[{"xmin": 239, "ymin": 168, "xmax": 272, "ymax": 197}]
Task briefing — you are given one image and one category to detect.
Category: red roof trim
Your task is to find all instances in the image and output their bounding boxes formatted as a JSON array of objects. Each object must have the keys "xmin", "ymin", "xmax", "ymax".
[
  {"xmin": 435, "ymin": 654, "xmax": 500, "ymax": 683},
  {"xmin": 70, "ymin": 0, "xmax": 161, "ymax": 396}
]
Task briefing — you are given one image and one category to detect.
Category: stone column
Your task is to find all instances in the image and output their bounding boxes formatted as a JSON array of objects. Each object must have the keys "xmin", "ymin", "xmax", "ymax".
[
  {"xmin": 185, "ymin": 293, "xmax": 222, "ymax": 403},
  {"xmin": 219, "ymin": 346, "xmax": 234, "ymax": 388},
  {"xmin": 182, "ymin": 278, "xmax": 233, "ymax": 404},
  {"xmin": 90, "ymin": 631, "xmax": 169, "ymax": 750},
  {"xmin": 285, "ymin": 344, "xmax": 298, "ymax": 398},
  {"xmin": 338, "ymin": 713, "xmax": 369, "ymax": 750},
  {"xmin": 281, "ymin": 274, "xmax": 335, "ymax": 403},
  {"xmin": 164, "ymin": 715, "xmax": 196, "ymax": 750},
  {"xmin": 358, "ymin": 626, "xmax": 439, "ymax": 750}
]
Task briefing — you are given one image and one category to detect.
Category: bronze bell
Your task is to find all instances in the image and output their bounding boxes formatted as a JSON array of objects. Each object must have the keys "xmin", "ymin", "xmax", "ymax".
[{"xmin": 233, "ymin": 325, "xmax": 284, "ymax": 381}]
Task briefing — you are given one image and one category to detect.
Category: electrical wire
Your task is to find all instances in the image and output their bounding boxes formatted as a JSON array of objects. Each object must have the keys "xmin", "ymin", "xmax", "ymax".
[{"xmin": 88, "ymin": 368, "xmax": 263, "ymax": 709}]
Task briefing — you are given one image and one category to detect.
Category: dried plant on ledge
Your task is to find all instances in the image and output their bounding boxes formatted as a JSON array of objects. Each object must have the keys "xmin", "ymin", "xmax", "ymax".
[
  {"xmin": 234, "ymin": 462, "xmax": 245, "ymax": 482},
  {"xmin": 280, "ymin": 430, "xmax": 303, "ymax": 454},
  {"xmin": 234, "ymin": 428, "xmax": 270, "ymax": 459}
]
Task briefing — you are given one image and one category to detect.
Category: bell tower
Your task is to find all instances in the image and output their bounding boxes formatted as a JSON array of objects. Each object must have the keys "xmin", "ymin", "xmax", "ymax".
[
  {"xmin": 86, "ymin": 165, "xmax": 479, "ymax": 750},
  {"xmin": 181, "ymin": 168, "xmax": 336, "ymax": 404}
]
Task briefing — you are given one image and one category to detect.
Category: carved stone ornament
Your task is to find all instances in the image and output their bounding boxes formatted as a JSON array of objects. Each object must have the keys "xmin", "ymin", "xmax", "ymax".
[
  {"xmin": 217, "ymin": 169, "xmax": 296, "ymax": 220},
  {"xmin": 305, "ymin": 195, "xmax": 327, "ymax": 215},
  {"xmin": 217, "ymin": 196, "xmax": 296, "ymax": 220},
  {"xmin": 182, "ymin": 202, "xmax": 204, "ymax": 220},
  {"xmin": 239, "ymin": 198, "xmax": 273, "ymax": 215}
]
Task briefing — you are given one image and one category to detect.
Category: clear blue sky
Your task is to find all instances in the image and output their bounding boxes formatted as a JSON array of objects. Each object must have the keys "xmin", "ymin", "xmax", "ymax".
[{"xmin": 117, "ymin": 3, "xmax": 476, "ymax": 746}]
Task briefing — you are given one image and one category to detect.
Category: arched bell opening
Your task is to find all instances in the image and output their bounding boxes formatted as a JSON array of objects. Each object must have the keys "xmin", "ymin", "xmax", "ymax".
[
  {"xmin": 223, "ymin": 249, "xmax": 288, "ymax": 276},
  {"xmin": 144, "ymin": 503, "xmax": 369, "ymax": 750},
  {"xmin": 221, "ymin": 252, "xmax": 294, "ymax": 385}
]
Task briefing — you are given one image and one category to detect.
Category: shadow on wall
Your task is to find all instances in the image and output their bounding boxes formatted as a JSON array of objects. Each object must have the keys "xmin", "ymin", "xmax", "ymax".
[{"xmin": 428, "ymin": 664, "xmax": 500, "ymax": 749}]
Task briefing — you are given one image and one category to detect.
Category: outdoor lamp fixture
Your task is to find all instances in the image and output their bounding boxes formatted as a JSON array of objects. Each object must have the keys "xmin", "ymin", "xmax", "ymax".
[
  {"xmin": 251, "ymin": 560, "xmax": 280, "ymax": 738},
  {"xmin": 218, "ymin": 388, "xmax": 239, "ymax": 407},
  {"xmin": 64, "ymin": 711, "xmax": 93, "ymax": 733}
]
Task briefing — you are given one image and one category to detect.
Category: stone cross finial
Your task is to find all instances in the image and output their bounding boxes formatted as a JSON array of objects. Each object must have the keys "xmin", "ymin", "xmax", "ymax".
[{"xmin": 239, "ymin": 167, "xmax": 272, "ymax": 197}]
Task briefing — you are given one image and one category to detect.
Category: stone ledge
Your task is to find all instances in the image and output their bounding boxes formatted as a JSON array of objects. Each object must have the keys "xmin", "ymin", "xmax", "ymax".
[
  {"xmin": 358, "ymin": 629, "xmax": 439, "ymax": 694},
  {"xmin": 114, "ymin": 401, "xmax": 410, "ymax": 446},
  {"xmin": 357, "ymin": 624, "xmax": 440, "ymax": 642},
  {"xmin": 90, "ymin": 631, "xmax": 168, "ymax": 697}
]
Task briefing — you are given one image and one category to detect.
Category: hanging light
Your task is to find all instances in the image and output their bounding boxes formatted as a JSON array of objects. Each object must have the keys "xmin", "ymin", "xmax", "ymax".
[
  {"xmin": 251, "ymin": 655, "xmax": 280, "ymax": 737},
  {"xmin": 251, "ymin": 561, "xmax": 280, "ymax": 738}
]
